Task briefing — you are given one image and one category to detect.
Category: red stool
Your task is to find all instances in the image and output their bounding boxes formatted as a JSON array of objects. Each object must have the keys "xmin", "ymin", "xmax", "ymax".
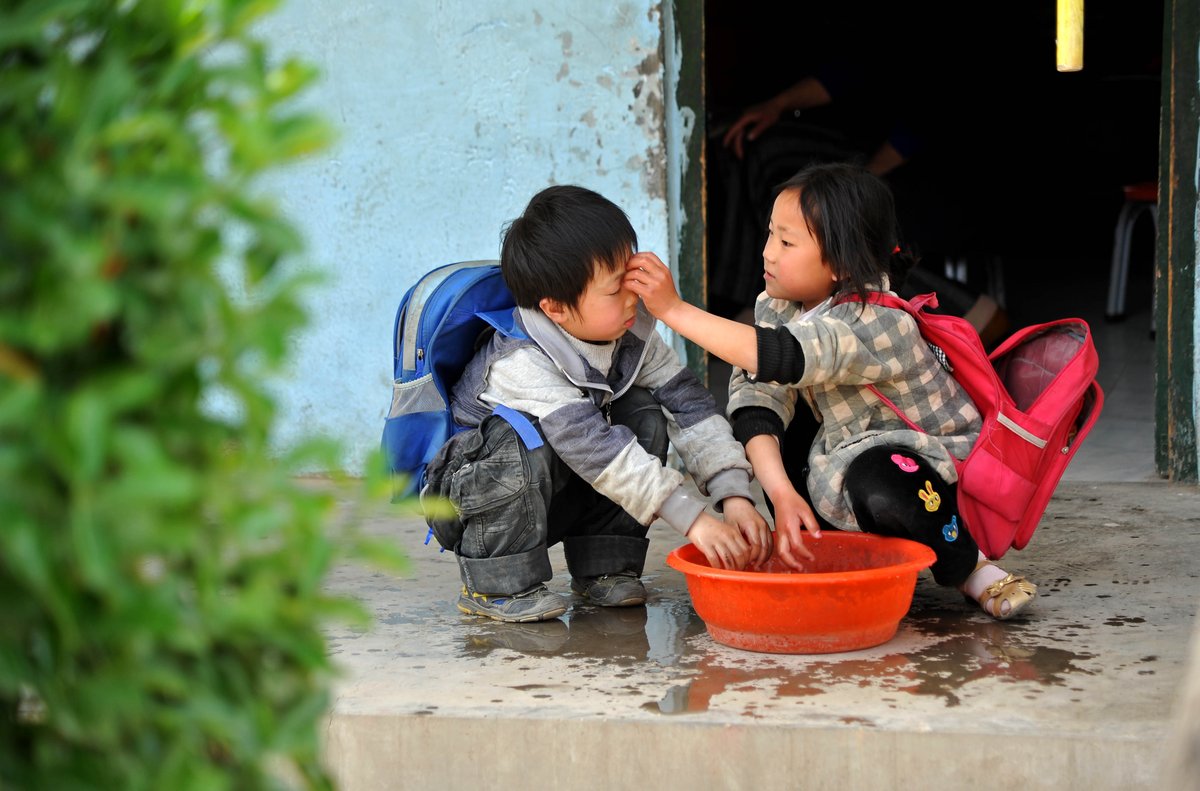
[{"xmin": 1106, "ymin": 180, "xmax": 1158, "ymax": 321}]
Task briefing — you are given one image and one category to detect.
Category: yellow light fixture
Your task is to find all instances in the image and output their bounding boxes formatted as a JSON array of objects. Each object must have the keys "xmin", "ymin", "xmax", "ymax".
[{"xmin": 1057, "ymin": 0, "xmax": 1084, "ymax": 71}]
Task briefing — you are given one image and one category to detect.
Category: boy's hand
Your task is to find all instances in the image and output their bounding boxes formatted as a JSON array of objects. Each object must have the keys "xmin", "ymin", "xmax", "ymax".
[
  {"xmin": 624, "ymin": 252, "xmax": 683, "ymax": 320},
  {"xmin": 721, "ymin": 496, "xmax": 772, "ymax": 567},
  {"xmin": 767, "ymin": 484, "xmax": 820, "ymax": 569},
  {"xmin": 686, "ymin": 512, "xmax": 752, "ymax": 570}
]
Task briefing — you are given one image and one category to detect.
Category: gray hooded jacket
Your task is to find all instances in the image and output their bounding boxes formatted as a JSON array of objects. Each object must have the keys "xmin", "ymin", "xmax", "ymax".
[{"xmin": 450, "ymin": 303, "xmax": 755, "ymax": 535}]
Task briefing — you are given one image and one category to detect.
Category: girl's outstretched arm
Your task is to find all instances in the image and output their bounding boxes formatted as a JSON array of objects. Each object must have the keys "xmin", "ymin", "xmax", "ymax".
[{"xmin": 624, "ymin": 252, "xmax": 759, "ymax": 374}]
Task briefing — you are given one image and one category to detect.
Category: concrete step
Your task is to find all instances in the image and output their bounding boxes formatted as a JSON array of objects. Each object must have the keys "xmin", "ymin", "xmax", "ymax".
[{"xmin": 321, "ymin": 481, "xmax": 1200, "ymax": 790}]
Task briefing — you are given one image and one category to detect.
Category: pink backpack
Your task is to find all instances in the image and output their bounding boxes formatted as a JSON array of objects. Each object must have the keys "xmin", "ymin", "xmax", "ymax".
[{"xmin": 840, "ymin": 292, "xmax": 1104, "ymax": 559}]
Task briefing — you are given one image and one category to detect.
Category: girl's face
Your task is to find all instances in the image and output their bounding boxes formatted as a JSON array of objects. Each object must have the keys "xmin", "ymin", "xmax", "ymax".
[
  {"xmin": 541, "ymin": 261, "xmax": 639, "ymax": 343},
  {"xmin": 762, "ymin": 190, "xmax": 838, "ymax": 306}
]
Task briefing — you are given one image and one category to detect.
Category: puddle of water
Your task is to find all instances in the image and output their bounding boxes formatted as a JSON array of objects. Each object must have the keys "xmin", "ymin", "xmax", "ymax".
[
  {"xmin": 461, "ymin": 597, "xmax": 706, "ymax": 666},
  {"xmin": 892, "ymin": 615, "xmax": 1096, "ymax": 706},
  {"xmin": 463, "ymin": 620, "xmax": 570, "ymax": 656},
  {"xmin": 455, "ymin": 576, "xmax": 1100, "ymax": 714},
  {"xmin": 1103, "ymin": 615, "xmax": 1147, "ymax": 626},
  {"xmin": 637, "ymin": 606, "xmax": 1099, "ymax": 714},
  {"xmin": 375, "ymin": 597, "xmax": 458, "ymax": 627},
  {"xmin": 643, "ymin": 682, "xmax": 695, "ymax": 714}
]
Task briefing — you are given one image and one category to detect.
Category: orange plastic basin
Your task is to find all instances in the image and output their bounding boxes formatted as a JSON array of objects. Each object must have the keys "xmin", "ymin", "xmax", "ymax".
[{"xmin": 666, "ymin": 532, "xmax": 936, "ymax": 654}]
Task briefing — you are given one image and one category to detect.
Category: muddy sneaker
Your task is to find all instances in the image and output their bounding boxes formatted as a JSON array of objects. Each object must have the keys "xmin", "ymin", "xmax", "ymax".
[
  {"xmin": 457, "ymin": 584, "xmax": 569, "ymax": 623},
  {"xmin": 570, "ymin": 571, "xmax": 646, "ymax": 607}
]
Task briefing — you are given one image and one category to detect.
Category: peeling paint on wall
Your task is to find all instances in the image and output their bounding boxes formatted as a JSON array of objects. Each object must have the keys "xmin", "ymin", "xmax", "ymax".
[{"xmin": 629, "ymin": 49, "xmax": 667, "ymax": 200}]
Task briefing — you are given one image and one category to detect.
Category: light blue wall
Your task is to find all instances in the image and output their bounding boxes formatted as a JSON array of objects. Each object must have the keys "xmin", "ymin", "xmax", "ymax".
[{"xmin": 257, "ymin": 1, "xmax": 688, "ymax": 472}]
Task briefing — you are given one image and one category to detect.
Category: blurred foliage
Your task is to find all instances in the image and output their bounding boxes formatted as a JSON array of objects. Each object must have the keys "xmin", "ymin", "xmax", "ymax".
[{"xmin": 0, "ymin": 1, "xmax": 405, "ymax": 788}]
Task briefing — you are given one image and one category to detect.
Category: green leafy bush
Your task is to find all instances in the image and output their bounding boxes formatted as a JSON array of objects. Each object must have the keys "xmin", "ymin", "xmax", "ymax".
[{"xmin": 0, "ymin": 1, "xmax": 400, "ymax": 787}]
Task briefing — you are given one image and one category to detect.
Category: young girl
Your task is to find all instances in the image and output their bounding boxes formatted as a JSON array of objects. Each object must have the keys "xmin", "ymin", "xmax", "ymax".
[{"xmin": 624, "ymin": 161, "xmax": 1036, "ymax": 620}]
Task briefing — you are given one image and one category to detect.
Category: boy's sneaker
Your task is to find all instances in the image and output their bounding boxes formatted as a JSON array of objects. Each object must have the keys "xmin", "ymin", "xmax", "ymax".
[
  {"xmin": 457, "ymin": 584, "xmax": 569, "ymax": 623},
  {"xmin": 570, "ymin": 571, "xmax": 646, "ymax": 607}
]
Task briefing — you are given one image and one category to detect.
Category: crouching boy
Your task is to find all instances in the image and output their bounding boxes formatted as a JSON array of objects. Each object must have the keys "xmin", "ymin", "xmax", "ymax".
[{"xmin": 423, "ymin": 185, "xmax": 770, "ymax": 623}]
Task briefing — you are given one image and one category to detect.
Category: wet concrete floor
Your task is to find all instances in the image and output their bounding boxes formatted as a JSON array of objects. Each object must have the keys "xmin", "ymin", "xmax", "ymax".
[{"xmin": 320, "ymin": 480, "xmax": 1200, "ymax": 790}]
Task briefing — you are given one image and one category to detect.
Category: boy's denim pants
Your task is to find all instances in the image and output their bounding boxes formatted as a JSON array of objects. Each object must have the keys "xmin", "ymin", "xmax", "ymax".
[{"xmin": 423, "ymin": 387, "xmax": 668, "ymax": 596}]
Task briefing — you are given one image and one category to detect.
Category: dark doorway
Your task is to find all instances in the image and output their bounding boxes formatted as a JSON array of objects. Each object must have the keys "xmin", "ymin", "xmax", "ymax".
[{"xmin": 703, "ymin": 3, "xmax": 1165, "ymax": 331}]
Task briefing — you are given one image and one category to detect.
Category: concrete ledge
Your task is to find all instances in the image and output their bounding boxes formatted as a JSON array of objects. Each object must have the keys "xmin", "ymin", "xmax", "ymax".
[
  {"xmin": 326, "ymin": 714, "xmax": 1163, "ymax": 791},
  {"xmin": 322, "ymin": 482, "xmax": 1200, "ymax": 790}
]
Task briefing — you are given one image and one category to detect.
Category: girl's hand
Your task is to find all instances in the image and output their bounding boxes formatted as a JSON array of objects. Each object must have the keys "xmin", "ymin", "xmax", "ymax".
[
  {"xmin": 686, "ymin": 512, "xmax": 752, "ymax": 570},
  {"xmin": 766, "ymin": 485, "xmax": 820, "ymax": 569},
  {"xmin": 624, "ymin": 252, "xmax": 682, "ymax": 320},
  {"xmin": 720, "ymin": 496, "xmax": 772, "ymax": 567},
  {"xmin": 624, "ymin": 252, "xmax": 758, "ymax": 372}
]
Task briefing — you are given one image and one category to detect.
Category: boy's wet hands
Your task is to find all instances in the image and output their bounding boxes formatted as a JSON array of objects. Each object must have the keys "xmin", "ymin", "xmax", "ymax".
[
  {"xmin": 721, "ymin": 496, "xmax": 773, "ymax": 567},
  {"xmin": 624, "ymin": 252, "xmax": 682, "ymax": 319},
  {"xmin": 687, "ymin": 512, "xmax": 752, "ymax": 570}
]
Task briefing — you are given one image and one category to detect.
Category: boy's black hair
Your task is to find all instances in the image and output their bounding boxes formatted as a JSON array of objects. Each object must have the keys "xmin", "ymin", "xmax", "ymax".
[
  {"xmin": 499, "ymin": 185, "xmax": 638, "ymax": 310},
  {"xmin": 774, "ymin": 162, "xmax": 918, "ymax": 302}
]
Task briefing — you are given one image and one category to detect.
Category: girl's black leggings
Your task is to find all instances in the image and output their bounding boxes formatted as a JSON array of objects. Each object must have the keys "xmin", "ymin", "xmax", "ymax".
[{"xmin": 775, "ymin": 409, "xmax": 979, "ymax": 587}]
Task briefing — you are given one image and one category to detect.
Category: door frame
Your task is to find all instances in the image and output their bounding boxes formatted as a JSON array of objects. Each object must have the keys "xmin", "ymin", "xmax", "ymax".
[{"xmin": 1156, "ymin": 0, "xmax": 1198, "ymax": 482}]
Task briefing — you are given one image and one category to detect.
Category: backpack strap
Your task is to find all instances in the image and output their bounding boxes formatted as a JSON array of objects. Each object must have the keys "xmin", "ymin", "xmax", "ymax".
[
  {"xmin": 864, "ymin": 384, "xmax": 924, "ymax": 433},
  {"xmin": 834, "ymin": 290, "xmax": 934, "ymax": 434},
  {"xmin": 473, "ymin": 307, "xmax": 540, "ymax": 447},
  {"xmin": 478, "ymin": 306, "xmax": 528, "ymax": 340},
  {"xmin": 835, "ymin": 289, "xmax": 940, "ymax": 313},
  {"xmin": 490, "ymin": 404, "xmax": 543, "ymax": 450}
]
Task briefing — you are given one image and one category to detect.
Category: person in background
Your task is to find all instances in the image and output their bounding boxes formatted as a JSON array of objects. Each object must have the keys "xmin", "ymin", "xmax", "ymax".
[{"xmin": 709, "ymin": 6, "xmax": 1015, "ymax": 346}]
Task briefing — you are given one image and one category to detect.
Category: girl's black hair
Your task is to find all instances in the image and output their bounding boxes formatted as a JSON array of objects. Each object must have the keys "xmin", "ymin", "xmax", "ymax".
[
  {"xmin": 500, "ymin": 185, "xmax": 638, "ymax": 310},
  {"xmin": 774, "ymin": 162, "xmax": 918, "ymax": 303}
]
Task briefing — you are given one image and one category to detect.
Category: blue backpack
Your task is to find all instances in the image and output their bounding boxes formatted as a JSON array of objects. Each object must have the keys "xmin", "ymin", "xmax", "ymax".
[{"xmin": 381, "ymin": 260, "xmax": 539, "ymax": 500}]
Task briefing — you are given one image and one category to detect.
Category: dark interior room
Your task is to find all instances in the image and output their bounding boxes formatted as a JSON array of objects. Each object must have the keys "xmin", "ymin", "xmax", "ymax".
[{"xmin": 703, "ymin": 3, "xmax": 1165, "ymax": 333}]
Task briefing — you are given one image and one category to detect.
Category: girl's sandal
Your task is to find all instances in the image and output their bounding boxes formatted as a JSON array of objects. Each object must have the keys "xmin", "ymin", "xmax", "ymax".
[{"xmin": 976, "ymin": 570, "xmax": 1038, "ymax": 621}]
